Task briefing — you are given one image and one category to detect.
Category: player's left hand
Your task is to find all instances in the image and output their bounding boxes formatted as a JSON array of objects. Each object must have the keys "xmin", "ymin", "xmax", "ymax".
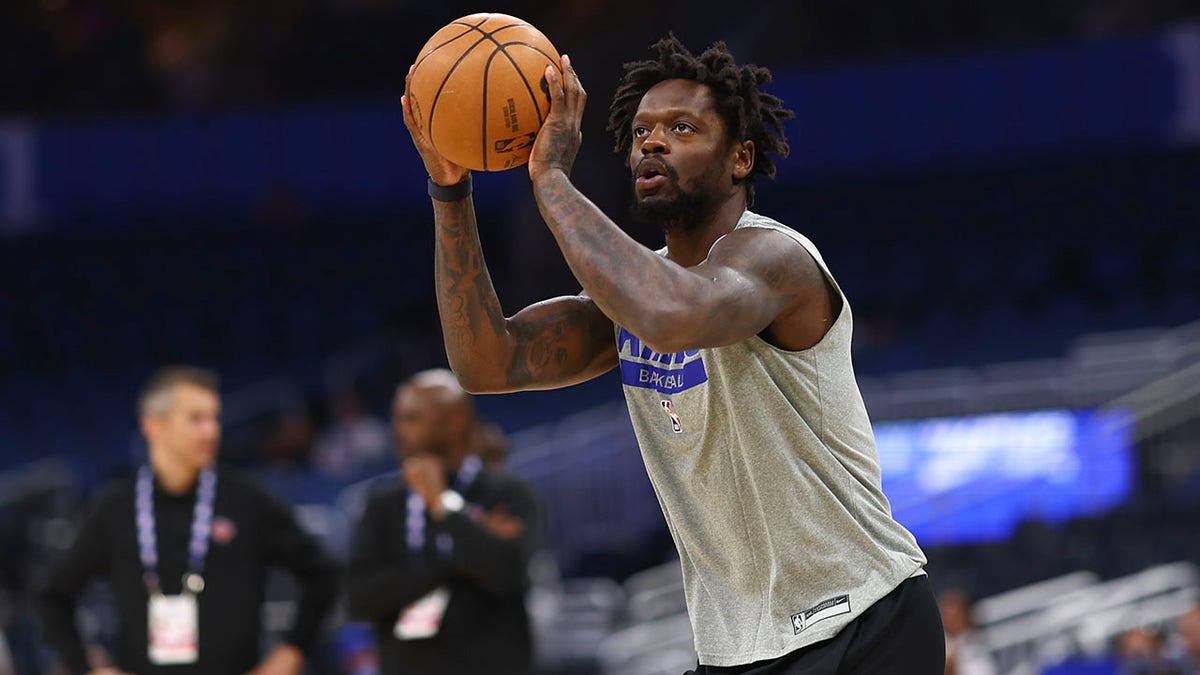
[
  {"xmin": 245, "ymin": 643, "xmax": 303, "ymax": 675},
  {"xmin": 528, "ymin": 54, "xmax": 585, "ymax": 182}
]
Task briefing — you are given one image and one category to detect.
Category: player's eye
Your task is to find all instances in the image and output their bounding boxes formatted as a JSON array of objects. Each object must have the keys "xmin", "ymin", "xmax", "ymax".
[
  {"xmin": 673, "ymin": 122, "xmax": 694, "ymax": 134},
  {"xmin": 632, "ymin": 126, "xmax": 649, "ymax": 137}
]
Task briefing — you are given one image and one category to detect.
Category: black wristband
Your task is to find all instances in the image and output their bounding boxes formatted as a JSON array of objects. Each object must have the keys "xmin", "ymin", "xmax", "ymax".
[{"xmin": 428, "ymin": 175, "xmax": 472, "ymax": 202}]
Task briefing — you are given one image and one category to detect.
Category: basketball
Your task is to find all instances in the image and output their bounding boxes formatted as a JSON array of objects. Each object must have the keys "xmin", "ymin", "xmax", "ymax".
[{"xmin": 408, "ymin": 14, "xmax": 562, "ymax": 172}]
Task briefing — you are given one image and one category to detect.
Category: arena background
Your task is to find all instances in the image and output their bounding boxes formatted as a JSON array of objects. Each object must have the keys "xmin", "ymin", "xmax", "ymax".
[{"xmin": 1, "ymin": 1, "xmax": 1199, "ymax": 673}]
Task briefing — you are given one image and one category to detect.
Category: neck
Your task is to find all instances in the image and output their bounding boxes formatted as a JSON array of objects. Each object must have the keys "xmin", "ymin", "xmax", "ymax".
[
  {"xmin": 148, "ymin": 450, "xmax": 202, "ymax": 495},
  {"xmin": 444, "ymin": 449, "xmax": 469, "ymax": 475},
  {"xmin": 664, "ymin": 195, "xmax": 746, "ymax": 267}
]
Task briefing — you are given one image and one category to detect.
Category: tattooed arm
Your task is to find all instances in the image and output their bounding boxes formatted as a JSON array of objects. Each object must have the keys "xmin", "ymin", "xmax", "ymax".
[
  {"xmin": 526, "ymin": 57, "xmax": 836, "ymax": 355},
  {"xmin": 431, "ymin": 196, "xmax": 617, "ymax": 392},
  {"xmin": 402, "ymin": 69, "xmax": 617, "ymax": 394}
]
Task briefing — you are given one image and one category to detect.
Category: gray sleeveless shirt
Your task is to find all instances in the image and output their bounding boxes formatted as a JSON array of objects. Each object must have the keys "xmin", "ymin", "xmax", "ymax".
[{"xmin": 616, "ymin": 210, "xmax": 927, "ymax": 666}]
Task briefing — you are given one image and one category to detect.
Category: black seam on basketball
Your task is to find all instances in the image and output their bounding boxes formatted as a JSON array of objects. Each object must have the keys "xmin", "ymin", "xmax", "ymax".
[
  {"xmin": 425, "ymin": 16, "xmax": 546, "ymax": 168},
  {"xmin": 481, "ymin": 47, "xmax": 491, "ymax": 170},
  {"xmin": 450, "ymin": 17, "xmax": 531, "ymax": 42},
  {"xmin": 489, "ymin": 44, "xmax": 550, "ymax": 127},
  {"xmin": 497, "ymin": 42, "xmax": 558, "ymax": 123},
  {"xmin": 427, "ymin": 35, "xmax": 491, "ymax": 142},
  {"xmin": 415, "ymin": 16, "xmax": 490, "ymax": 70},
  {"xmin": 414, "ymin": 28, "xmax": 476, "ymax": 71},
  {"xmin": 479, "ymin": 23, "xmax": 533, "ymax": 170}
]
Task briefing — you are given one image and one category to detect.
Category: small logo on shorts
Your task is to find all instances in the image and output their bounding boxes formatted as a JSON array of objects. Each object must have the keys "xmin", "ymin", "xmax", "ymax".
[{"xmin": 792, "ymin": 594, "xmax": 851, "ymax": 634}]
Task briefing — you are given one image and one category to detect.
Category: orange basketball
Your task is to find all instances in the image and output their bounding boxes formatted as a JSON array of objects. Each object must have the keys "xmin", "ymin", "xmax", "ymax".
[{"xmin": 408, "ymin": 14, "xmax": 562, "ymax": 172}]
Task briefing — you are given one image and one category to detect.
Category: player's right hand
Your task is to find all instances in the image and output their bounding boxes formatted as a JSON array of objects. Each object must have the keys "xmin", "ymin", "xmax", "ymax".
[{"xmin": 402, "ymin": 64, "xmax": 469, "ymax": 188}]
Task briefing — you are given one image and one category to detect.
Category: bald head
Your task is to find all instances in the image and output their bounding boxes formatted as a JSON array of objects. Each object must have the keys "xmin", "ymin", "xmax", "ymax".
[
  {"xmin": 402, "ymin": 369, "xmax": 470, "ymax": 406},
  {"xmin": 391, "ymin": 369, "xmax": 476, "ymax": 466}
]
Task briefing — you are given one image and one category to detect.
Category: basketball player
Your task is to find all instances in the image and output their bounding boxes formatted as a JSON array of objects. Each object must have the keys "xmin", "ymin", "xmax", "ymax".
[{"xmin": 401, "ymin": 36, "xmax": 944, "ymax": 673}]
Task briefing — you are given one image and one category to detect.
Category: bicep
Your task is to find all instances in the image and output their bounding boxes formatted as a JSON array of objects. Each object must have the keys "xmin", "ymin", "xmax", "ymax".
[
  {"xmin": 486, "ymin": 295, "xmax": 617, "ymax": 392},
  {"xmin": 683, "ymin": 229, "xmax": 827, "ymax": 348}
]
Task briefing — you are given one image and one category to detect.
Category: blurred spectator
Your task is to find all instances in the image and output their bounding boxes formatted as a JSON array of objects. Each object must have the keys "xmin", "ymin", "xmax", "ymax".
[
  {"xmin": 1115, "ymin": 627, "xmax": 1178, "ymax": 675},
  {"xmin": 346, "ymin": 369, "xmax": 543, "ymax": 675},
  {"xmin": 261, "ymin": 405, "xmax": 317, "ymax": 471},
  {"xmin": 36, "ymin": 366, "xmax": 340, "ymax": 675},
  {"xmin": 940, "ymin": 588, "xmax": 997, "ymax": 675},
  {"xmin": 141, "ymin": 2, "xmax": 233, "ymax": 108},
  {"xmin": 313, "ymin": 389, "xmax": 390, "ymax": 479},
  {"xmin": 1177, "ymin": 605, "xmax": 1200, "ymax": 674}
]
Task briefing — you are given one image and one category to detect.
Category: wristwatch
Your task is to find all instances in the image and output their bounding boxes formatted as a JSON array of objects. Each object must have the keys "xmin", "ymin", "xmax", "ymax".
[{"xmin": 439, "ymin": 490, "xmax": 465, "ymax": 515}]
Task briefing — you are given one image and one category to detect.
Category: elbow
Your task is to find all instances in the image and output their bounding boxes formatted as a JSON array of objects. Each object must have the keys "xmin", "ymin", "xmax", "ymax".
[
  {"xmin": 450, "ymin": 367, "xmax": 507, "ymax": 395},
  {"xmin": 443, "ymin": 340, "xmax": 514, "ymax": 394},
  {"xmin": 634, "ymin": 309, "xmax": 698, "ymax": 355}
]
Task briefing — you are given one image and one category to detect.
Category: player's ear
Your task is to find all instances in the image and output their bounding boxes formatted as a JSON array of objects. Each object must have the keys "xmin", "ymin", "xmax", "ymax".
[{"xmin": 732, "ymin": 140, "xmax": 754, "ymax": 180}]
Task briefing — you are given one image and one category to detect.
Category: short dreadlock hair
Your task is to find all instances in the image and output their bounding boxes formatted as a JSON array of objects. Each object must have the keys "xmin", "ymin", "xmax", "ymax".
[{"xmin": 607, "ymin": 35, "xmax": 794, "ymax": 207}]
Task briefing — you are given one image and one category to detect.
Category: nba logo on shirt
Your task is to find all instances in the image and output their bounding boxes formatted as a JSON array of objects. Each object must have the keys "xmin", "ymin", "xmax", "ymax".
[{"xmin": 660, "ymin": 400, "xmax": 683, "ymax": 433}]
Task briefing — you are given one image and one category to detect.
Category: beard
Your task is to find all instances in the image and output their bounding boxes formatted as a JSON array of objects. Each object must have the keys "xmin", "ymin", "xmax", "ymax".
[{"xmin": 628, "ymin": 164, "xmax": 723, "ymax": 234}]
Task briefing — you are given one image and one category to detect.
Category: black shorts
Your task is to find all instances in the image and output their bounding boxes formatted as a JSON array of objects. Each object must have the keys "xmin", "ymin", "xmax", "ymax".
[{"xmin": 686, "ymin": 575, "xmax": 945, "ymax": 675}]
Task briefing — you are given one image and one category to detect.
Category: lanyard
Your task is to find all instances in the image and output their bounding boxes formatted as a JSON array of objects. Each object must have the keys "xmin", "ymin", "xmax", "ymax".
[
  {"xmin": 136, "ymin": 465, "xmax": 217, "ymax": 595},
  {"xmin": 406, "ymin": 455, "xmax": 481, "ymax": 555}
]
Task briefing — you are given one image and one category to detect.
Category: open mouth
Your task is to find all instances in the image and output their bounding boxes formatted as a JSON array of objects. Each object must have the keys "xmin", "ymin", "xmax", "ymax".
[{"xmin": 635, "ymin": 160, "xmax": 670, "ymax": 188}]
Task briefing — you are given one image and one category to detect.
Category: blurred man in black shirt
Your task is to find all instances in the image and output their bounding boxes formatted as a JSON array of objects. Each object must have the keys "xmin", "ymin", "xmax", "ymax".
[
  {"xmin": 38, "ymin": 366, "xmax": 340, "ymax": 675},
  {"xmin": 346, "ymin": 369, "xmax": 542, "ymax": 674}
]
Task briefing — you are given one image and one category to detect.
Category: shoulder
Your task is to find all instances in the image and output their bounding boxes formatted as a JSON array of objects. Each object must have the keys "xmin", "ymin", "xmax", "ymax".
[
  {"xmin": 213, "ymin": 467, "xmax": 301, "ymax": 521},
  {"xmin": 96, "ymin": 473, "xmax": 136, "ymax": 501},
  {"xmin": 357, "ymin": 478, "xmax": 407, "ymax": 514},
  {"xmin": 86, "ymin": 474, "xmax": 136, "ymax": 517},
  {"xmin": 723, "ymin": 211, "xmax": 815, "ymax": 253},
  {"xmin": 476, "ymin": 467, "xmax": 539, "ymax": 501},
  {"xmin": 708, "ymin": 213, "xmax": 824, "ymax": 288},
  {"xmin": 737, "ymin": 210, "xmax": 790, "ymax": 231}
]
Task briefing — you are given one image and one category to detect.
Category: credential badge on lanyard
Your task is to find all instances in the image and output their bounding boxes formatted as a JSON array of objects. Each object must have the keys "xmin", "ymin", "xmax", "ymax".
[
  {"xmin": 396, "ymin": 456, "xmax": 481, "ymax": 640},
  {"xmin": 137, "ymin": 466, "xmax": 216, "ymax": 664}
]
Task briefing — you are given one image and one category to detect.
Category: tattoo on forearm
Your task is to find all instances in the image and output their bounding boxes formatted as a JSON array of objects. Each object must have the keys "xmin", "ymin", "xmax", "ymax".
[
  {"xmin": 435, "ymin": 204, "xmax": 503, "ymax": 354},
  {"xmin": 534, "ymin": 175, "xmax": 663, "ymax": 327},
  {"xmin": 435, "ymin": 199, "xmax": 611, "ymax": 388}
]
